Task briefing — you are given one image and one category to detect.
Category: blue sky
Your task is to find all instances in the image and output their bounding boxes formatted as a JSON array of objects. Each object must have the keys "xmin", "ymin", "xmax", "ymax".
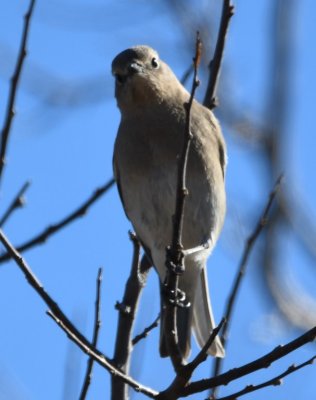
[{"xmin": 0, "ymin": 1, "xmax": 315, "ymax": 399}]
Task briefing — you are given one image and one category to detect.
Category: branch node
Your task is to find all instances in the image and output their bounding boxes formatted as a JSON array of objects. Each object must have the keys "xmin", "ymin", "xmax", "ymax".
[{"xmin": 115, "ymin": 301, "xmax": 131, "ymax": 315}]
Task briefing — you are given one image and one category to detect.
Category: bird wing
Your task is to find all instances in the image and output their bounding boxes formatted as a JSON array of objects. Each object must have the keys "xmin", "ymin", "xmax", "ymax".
[
  {"xmin": 113, "ymin": 159, "xmax": 129, "ymax": 219},
  {"xmin": 113, "ymin": 159, "xmax": 154, "ymax": 265}
]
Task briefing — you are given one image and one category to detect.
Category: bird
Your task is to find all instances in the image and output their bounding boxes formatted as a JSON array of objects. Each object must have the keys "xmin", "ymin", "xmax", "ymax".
[{"xmin": 112, "ymin": 45, "xmax": 226, "ymax": 359}]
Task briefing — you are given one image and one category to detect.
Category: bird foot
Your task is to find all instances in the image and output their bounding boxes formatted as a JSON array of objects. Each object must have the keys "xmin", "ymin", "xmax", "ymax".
[
  {"xmin": 163, "ymin": 285, "xmax": 191, "ymax": 308},
  {"xmin": 165, "ymin": 246, "xmax": 185, "ymax": 275}
]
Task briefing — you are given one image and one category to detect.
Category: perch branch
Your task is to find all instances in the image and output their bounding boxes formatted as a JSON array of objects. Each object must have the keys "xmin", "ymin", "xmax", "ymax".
[{"xmin": 164, "ymin": 32, "xmax": 202, "ymax": 370}]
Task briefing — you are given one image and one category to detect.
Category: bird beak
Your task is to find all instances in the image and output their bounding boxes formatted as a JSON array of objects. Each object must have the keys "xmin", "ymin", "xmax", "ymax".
[
  {"xmin": 113, "ymin": 62, "xmax": 143, "ymax": 86},
  {"xmin": 128, "ymin": 62, "xmax": 143, "ymax": 75}
]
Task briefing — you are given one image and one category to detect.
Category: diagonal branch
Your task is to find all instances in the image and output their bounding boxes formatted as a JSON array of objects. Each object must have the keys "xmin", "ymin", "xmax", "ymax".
[
  {"xmin": 132, "ymin": 313, "xmax": 160, "ymax": 346},
  {"xmin": 211, "ymin": 175, "xmax": 283, "ymax": 395},
  {"xmin": 203, "ymin": 0, "xmax": 234, "ymax": 110},
  {"xmin": 0, "ymin": 178, "xmax": 115, "ymax": 264},
  {"xmin": 0, "ymin": 228, "xmax": 158, "ymax": 399},
  {"xmin": 47, "ymin": 310, "xmax": 158, "ymax": 399},
  {"xmin": 182, "ymin": 325, "xmax": 316, "ymax": 397},
  {"xmin": 186, "ymin": 318, "xmax": 226, "ymax": 374},
  {"xmin": 79, "ymin": 267, "xmax": 103, "ymax": 400},
  {"xmin": 0, "ymin": 0, "xmax": 36, "ymax": 184},
  {"xmin": 216, "ymin": 355, "xmax": 316, "ymax": 400}
]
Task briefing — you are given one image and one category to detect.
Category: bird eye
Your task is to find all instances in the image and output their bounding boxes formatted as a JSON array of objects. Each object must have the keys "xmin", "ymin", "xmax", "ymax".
[{"xmin": 151, "ymin": 57, "xmax": 159, "ymax": 68}]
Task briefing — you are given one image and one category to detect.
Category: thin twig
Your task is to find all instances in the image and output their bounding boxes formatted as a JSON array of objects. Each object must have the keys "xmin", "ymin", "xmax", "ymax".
[
  {"xmin": 211, "ymin": 175, "xmax": 283, "ymax": 396},
  {"xmin": 182, "ymin": 325, "xmax": 316, "ymax": 397},
  {"xmin": 0, "ymin": 228, "xmax": 158, "ymax": 399},
  {"xmin": 180, "ymin": 64, "xmax": 194, "ymax": 86},
  {"xmin": 156, "ymin": 325, "xmax": 316, "ymax": 399},
  {"xmin": 47, "ymin": 310, "xmax": 158, "ymax": 399},
  {"xmin": 111, "ymin": 232, "xmax": 151, "ymax": 400},
  {"xmin": 0, "ymin": 0, "xmax": 36, "ymax": 184},
  {"xmin": 181, "ymin": 326, "xmax": 316, "ymax": 397},
  {"xmin": 203, "ymin": 0, "xmax": 234, "ymax": 110},
  {"xmin": 164, "ymin": 32, "xmax": 202, "ymax": 370},
  {"xmin": 186, "ymin": 318, "xmax": 226, "ymax": 373},
  {"xmin": 79, "ymin": 267, "xmax": 103, "ymax": 400},
  {"xmin": 216, "ymin": 355, "xmax": 316, "ymax": 400},
  {"xmin": 0, "ymin": 178, "xmax": 115, "ymax": 264},
  {"xmin": 0, "ymin": 181, "xmax": 30, "ymax": 227},
  {"xmin": 132, "ymin": 314, "xmax": 160, "ymax": 346}
]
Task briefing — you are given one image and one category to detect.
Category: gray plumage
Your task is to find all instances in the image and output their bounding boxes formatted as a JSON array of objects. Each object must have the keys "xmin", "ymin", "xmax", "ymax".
[{"xmin": 112, "ymin": 45, "xmax": 226, "ymax": 359}]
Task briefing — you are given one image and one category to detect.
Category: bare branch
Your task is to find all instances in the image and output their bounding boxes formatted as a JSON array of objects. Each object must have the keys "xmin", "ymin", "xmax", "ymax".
[
  {"xmin": 203, "ymin": 0, "xmax": 234, "ymax": 109},
  {"xmin": 47, "ymin": 310, "xmax": 158, "ymax": 399},
  {"xmin": 0, "ymin": 228, "xmax": 158, "ymax": 399},
  {"xmin": 132, "ymin": 313, "xmax": 160, "ymax": 346},
  {"xmin": 180, "ymin": 64, "xmax": 194, "ymax": 86},
  {"xmin": 156, "ymin": 324, "xmax": 315, "ymax": 399},
  {"xmin": 216, "ymin": 355, "xmax": 316, "ymax": 400},
  {"xmin": 111, "ymin": 233, "xmax": 151, "ymax": 400},
  {"xmin": 164, "ymin": 32, "xmax": 202, "ymax": 370},
  {"xmin": 182, "ymin": 325, "xmax": 316, "ymax": 397},
  {"xmin": 0, "ymin": 181, "xmax": 30, "ymax": 227},
  {"xmin": 211, "ymin": 175, "xmax": 283, "ymax": 395},
  {"xmin": 0, "ymin": 178, "xmax": 115, "ymax": 264},
  {"xmin": 0, "ymin": 0, "xmax": 36, "ymax": 184},
  {"xmin": 79, "ymin": 267, "xmax": 103, "ymax": 400},
  {"xmin": 186, "ymin": 318, "xmax": 226, "ymax": 373},
  {"xmin": 157, "ymin": 319, "xmax": 226, "ymax": 400}
]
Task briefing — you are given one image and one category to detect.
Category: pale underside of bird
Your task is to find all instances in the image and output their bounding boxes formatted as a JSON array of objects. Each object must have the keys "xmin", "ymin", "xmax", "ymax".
[{"xmin": 112, "ymin": 45, "xmax": 227, "ymax": 359}]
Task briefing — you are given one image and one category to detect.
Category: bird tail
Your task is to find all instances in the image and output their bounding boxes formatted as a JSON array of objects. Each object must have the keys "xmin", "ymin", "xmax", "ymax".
[
  {"xmin": 192, "ymin": 267, "xmax": 225, "ymax": 358},
  {"xmin": 159, "ymin": 265, "xmax": 224, "ymax": 360}
]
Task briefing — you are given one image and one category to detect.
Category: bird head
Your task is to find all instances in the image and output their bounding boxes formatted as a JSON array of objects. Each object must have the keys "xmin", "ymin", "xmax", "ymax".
[{"xmin": 112, "ymin": 45, "xmax": 182, "ymax": 113}]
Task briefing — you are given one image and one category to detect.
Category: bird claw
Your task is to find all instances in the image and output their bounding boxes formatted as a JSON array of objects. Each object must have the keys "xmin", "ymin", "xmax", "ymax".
[
  {"xmin": 163, "ymin": 285, "xmax": 191, "ymax": 308},
  {"xmin": 166, "ymin": 239, "xmax": 212, "ymax": 274}
]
